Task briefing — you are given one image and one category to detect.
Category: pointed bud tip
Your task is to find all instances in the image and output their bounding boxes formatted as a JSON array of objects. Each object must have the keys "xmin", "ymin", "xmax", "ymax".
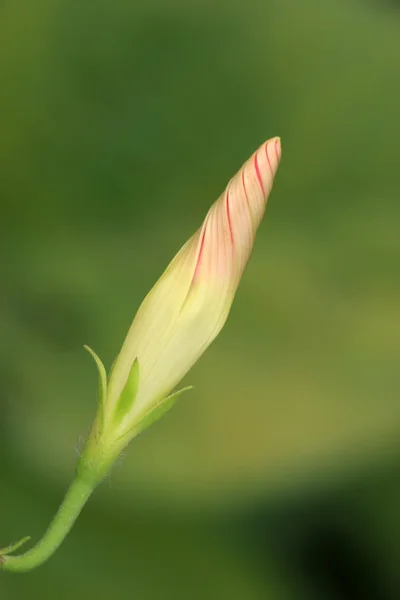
[
  {"xmin": 272, "ymin": 136, "xmax": 281, "ymax": 157},
  {"xmin": 266, "ymin": 135, "xmax": 282, "ymax": 165}
]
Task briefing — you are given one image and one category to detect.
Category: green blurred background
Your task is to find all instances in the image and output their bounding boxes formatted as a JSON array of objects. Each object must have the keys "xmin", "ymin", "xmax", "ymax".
[{"xmin": 1, "ymin": 0, "xmax": 399, "ymax": 597}]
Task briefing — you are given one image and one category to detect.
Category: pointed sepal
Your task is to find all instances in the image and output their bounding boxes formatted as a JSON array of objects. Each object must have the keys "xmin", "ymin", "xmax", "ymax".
[
  {"xmin": 135, "ymin": 385, "xmax": 193, "ymax": 434},
  {"xmin": 113, "ymin": 358, "xmax": 140, "ymax": 426},
  {"xmin": 84, "ymin": 345, "xmax": 107, "ymax": 428}
]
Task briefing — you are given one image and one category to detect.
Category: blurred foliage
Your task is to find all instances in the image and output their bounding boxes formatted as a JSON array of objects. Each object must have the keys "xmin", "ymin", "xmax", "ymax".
[{"xmin": 1, "ymin": 0, "xmax": 399, "ymax": 598}]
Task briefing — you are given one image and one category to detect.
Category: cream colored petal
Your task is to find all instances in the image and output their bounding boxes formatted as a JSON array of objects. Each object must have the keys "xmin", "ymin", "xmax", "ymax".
[{"xmin": 106, "ymin": 233, "xmax": 201, "ymax": 418}]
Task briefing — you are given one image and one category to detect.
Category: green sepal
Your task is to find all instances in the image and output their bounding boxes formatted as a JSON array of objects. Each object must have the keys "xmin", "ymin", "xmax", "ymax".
[
  {"xmin": 135, "ymin": 386, "xmax": 193, "ymax": 434},
  {"xmin": 113, "ymin": 358, "xmax": 139, "ymax": 425},
  {"xmin": 84, "ymin": 345, "xmax": 107, "ymax": 430},
  {"xmin": 0, "ymin": 536, "xmax": 31, "ymax": 556}
]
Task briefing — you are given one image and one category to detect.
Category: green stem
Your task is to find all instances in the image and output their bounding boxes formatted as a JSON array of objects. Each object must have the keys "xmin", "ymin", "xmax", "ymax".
[
  {"xmin": 0, "ymin": 473, "xmax": 95, "ymax": 573},
  {"xmin": 0, "ymin": 407, "xmax": 126, "ymax": 573}
]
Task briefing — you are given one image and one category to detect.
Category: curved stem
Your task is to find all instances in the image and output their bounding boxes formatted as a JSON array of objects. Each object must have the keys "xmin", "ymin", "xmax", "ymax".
[
  {"xmin": 0, "ymin": 474, "xmax": 95, "ymax": 573},
  {"xmin": 0, "ymin": 414, "xmax": 124, "ymax": 572}
]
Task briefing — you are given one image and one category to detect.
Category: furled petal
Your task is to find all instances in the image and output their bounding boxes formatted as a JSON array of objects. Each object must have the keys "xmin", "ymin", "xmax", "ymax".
[{"xmin": 106, "ymin": 137, "xmax": 281, "ymax": 428}]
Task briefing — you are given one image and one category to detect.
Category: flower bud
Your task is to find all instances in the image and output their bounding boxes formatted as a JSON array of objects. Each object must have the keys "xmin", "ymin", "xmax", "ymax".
[{"xmin": 93, "ymin": 137, "xmax": 281, "ymax": 443}]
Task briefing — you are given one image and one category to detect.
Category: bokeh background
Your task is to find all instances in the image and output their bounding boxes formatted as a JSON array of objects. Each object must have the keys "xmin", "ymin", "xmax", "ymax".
[{"xmin": 1, "ymin": 0, "xmax": 400, "ymax": 597}]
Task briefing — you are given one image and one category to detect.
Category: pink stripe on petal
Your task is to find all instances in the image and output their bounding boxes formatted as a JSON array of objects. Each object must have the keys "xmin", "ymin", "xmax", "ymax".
[
  {"xmin": 265, "ymin": 142, "xmax": 273, "ymax": 176},
  {"xmin": 241, "ymin": 169, "xmax": 250, "ymax": 209},
  {"xmin": 225, "ymin": 186, "xmax": 234, "ymax": 246},
  {"xmin": 254, "ymin": 152, "xmax": 265, "ymax": 196},
  {"xmin": 274, "ymin": 138, "xmax": 280, "ymax": 162}
]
